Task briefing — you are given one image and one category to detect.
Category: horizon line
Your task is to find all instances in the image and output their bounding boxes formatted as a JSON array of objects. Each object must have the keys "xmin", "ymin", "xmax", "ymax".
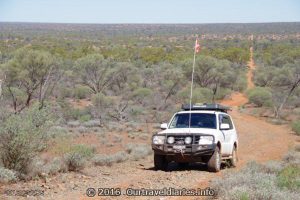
[{"xmin": 1, "ymin": 21, "xmax": 300, "ymax": 25}]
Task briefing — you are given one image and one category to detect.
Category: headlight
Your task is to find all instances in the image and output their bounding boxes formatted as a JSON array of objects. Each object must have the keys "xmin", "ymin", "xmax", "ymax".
[
  {"xmin": 153, "ymin": 135, "xmax": 165, "ymax": 144},
  {"xmin": 167, "ymin": 136, "xmax": 175, "ymax": 144},
  {"xmin": 184, "ymin": 136, "xmax": 192, "ymax": 144},
  {"xmin": 199, "ymin": 136, "xmax": 213, "ymax": 145}
]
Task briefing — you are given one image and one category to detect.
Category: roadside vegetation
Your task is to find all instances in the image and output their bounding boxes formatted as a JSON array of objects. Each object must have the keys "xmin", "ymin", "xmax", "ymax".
[{"xmin": 211, "ymin": 147, "xmax": 300, "ymax": 200}]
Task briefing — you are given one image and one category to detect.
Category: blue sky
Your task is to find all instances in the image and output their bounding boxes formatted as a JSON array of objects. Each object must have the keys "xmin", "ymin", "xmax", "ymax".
[{"xmin": 0, "ymin": 0, "xmax": 299, "ymax": 23}]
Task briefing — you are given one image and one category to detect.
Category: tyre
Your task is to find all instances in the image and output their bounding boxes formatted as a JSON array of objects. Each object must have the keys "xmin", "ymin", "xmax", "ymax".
[
  {"xmin": 207, "ymin": 146, "xmax": 221, "ymax": 172},
  {"xmin": 154, "ymin": 154, "xmax": 168, "ymax": 171},
  {"xmin": 229, "ymin": 146, "xmax": 238, "ymax": 167},
  {"xmin": 178, "ymin": 162, "xmax": 189, "ymax": 169},
  {"xmin": 201, "ymin": 156, "xmax": 210, "ymax": 163}
]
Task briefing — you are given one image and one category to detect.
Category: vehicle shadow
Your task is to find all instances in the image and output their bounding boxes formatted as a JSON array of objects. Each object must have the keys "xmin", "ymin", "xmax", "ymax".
[{"xmin": 144, "ymin": 162, "xmax": 213, "ymax": 172}]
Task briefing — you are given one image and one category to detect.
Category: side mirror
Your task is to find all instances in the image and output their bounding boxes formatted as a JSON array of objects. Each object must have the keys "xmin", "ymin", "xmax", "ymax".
[
  {"xmin": 160, "ymin": 123, "xmax": 168, "ymax": 130},
  {"xmin": 220, "ymin": 123, "xmax": 230, "ymax": 130}
]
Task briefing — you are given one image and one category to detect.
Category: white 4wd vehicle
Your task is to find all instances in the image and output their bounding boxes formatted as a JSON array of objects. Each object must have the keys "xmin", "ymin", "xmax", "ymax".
[{"xmin": 152, "ymin": 103, "xmax": 238, "ymax": 172}]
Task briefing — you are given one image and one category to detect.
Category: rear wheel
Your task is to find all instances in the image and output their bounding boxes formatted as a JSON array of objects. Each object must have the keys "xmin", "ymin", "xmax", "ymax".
[
  {"xmin": 154, "ymin": 154, "xmax": 168, "ymax": 171},
  {"xmin": 207, "ymin": 146, "xmax": 221, "ymax": 172},
  {"xmin": 229, "ymin": 146, "xmax": 238, "ymax": 167}
]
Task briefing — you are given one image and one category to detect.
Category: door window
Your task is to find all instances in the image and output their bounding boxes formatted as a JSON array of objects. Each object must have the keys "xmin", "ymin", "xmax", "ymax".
[{"xmin": 219, "ymin": 114, "xmax": 233, "ymax": 129}]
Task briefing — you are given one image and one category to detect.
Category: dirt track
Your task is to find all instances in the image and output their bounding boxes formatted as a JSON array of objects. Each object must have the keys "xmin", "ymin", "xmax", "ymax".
[{"xmin": 1, "ymin": 49, "xmax": 298, "ymax": 200}]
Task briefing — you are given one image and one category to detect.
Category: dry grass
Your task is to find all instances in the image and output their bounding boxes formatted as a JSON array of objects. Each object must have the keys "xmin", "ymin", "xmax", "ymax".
[{"xmin": 211, "ymin": 149, "xmax": 300, "ymax": 200}]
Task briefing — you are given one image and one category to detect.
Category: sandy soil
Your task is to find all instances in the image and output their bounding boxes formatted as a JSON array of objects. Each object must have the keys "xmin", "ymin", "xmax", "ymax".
[{"xmin": 0, "ymin": 48, "xmax": 298, "ymax": 200}]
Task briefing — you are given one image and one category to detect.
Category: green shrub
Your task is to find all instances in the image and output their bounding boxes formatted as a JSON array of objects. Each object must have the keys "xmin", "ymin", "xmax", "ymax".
[
  {"xmin": 64, "ymin": 144, "xmax": 95, "ymax": 171},
  {"xmin": 93, "ymin": 151, "xmax": 128, "ymax": 166},
  {"xmin": 79, "ymin": 114, "xmax": 92, "ymax": 123},
  {"xmin": 126, "ymin": 144, "xmax": 152, "ymax": 161},
  {"xmin": 58, "ymin": 100, "xmax": 91, "ymax": 121},
  {"xmin": 177, "ymin": 87, "xmax": 213, "ymax": 104},
  {"xmin": 58, "ymin": 87, "xmax": 73, "ymax": 99},
  {"xmin": 247, "ymin": 87, "xmax": 273, "ymax": 107},
  {"xmin": 291, "ymin": 121, "xmax": 300, "ymax": 135},
  {"xmin": 82, "ymin": 120, "xmax": 101, "ymax": 127},
  {"xmin": 128, "ymin": 106, "xmax": 144, "ymax": 119},
  {"xmin": 277, "ymin": 165, "xmax": 300, "ymax": 190},
  {"xmin": 91, "ymin": 92, "xmax": 113, "ymax": 123},
  {"xmin": 45, "ymin": 157, "xmax": 67, "ymax": 175},
  {"xmin": 70, "ymin": 144, "xmax": 95, "ymax": 158},
  {"xmin": 3, "ymin": 87, "xmax": 27, "ymax": 106},
  {"xmin": 28, "ymin": 156, "xmax": 67, "ymax": 177},
  {"xmin": 210, "ymin": 149, "xmax": 300, "ymax": 199},
  {"xmin": 132, "ymin": 87, "xmax": 152, "ymax": 98},
  {"xmin": 73, "ymin": 85, "xmax": 91, "ymax": 99},
  {"xmin": 48, "ymin": 126, "xmax": 69, "ymax": 139},
  {"xmin": 70, "ymin": 108, "xmax": 91, "ymax": 121},
  {"xmin": 0, "ymin": 167, "xmax": 18, "ymax": 183},
  {"xmin": 214, "ymin": 88, "xmax": 231, "ymax": 100},
  {"xmin": 234, "ymin": 75, "xmax": 248, "ymax": 92},
  {"xmin": 131, "ymin": 87, "xmax": 153, "ymax": 104},
  {"xmin": 64, "ymin": 152, "xmax": 86, "ymax": 171},
  {"xmin": 0, "ymin": 104, "xmax": 54, "ymax": 174},
  {"xmin": 283, "ymin": 151, "xmax": 300, "ymax": 165},
  {"xmin": 67, "ymin": 121, "xmax": 80, "ymax": 127}
]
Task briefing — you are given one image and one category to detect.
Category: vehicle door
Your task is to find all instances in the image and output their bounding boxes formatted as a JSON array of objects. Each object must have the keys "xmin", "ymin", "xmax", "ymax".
[{"xmin": 219, "ymin": 114, "xmax": 235, "ymax": 156}]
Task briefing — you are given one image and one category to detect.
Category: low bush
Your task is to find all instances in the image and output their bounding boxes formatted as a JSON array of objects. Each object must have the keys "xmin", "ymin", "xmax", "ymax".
[
  {"xmin": 67, "ymin": 120, "xmax": 80, "ymax": 128},
  {"xmin": 283, "ymin": 151, "xmax": 300, "ymax": 165},
  {"xmin": 177, "ymin": 87, "xmax": 213, "ymax": 104},
  {"xmin": 64, "ymin": 152, "xmax": 86, "ymax": 171},
  {"xmin": 126, "ymin": 144, "xmax": 152, "ymax": 161},
  {"xmin": 79, "ymin": 114, "xmax": 92, "ymax": 123},
  {"xmin": 214, "ymin": 88, "xmax": 231, "ymax": 100},
  {"xmin": 63, "ymin": 144, "xmax": 95, "ymax": 171},
  {"xmin": 61, "ymin": 101, "xmax": 91, "ymax": 121},
  {"xmin": 0, "ymin": 104, "xmax": 54, "ymax": 174},
  {"xmin": 277, "ymin": 165, "xmax": 300, "ymax": 190},
  {"xmin": 73, "ymin": 85, "xmax": 91, "ymax": 100},
  {"xmin": 291, "ymin": 121, "xmax": 300, "ymax": 135},
  {"xmin": 45, "ymin": 157, "xmax": 68, "ymax": 175},
  {"xmin": 82, "ymin": 120, "xmax": 101, "ymax": 127},
  {"xmin": 48, "ymin": 126, "xmax": 69, "ymax": 138},
  {"xmin": 0, "ymin": 167, "xmax": 18, "ymax": 183},
  {"xmin": 211, "ymin": 149, "xmax": 300, "ymax": 200},
  {"xmin": 77, "ymin": 126, "xmax": 88, "ymax": 134},
  {"xmin": 28, "ymin": 156, "xmax": 67, "ymax": 178},
  {"xmin": 247, "ymin": 87, "xmax": 273, "ymax": 107},
  {"xmin": 93, "ymin": 151, "xmax": 128, "ymax": 166},
  {"xmin": 58, "ymin": 87, "xmax": 73, "ymax": 99}
]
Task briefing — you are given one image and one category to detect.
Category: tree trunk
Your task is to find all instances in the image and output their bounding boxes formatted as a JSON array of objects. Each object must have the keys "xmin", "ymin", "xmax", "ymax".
[{"xmin": 274, "ymin": 79, "xmax": 300, "ymax": 119}]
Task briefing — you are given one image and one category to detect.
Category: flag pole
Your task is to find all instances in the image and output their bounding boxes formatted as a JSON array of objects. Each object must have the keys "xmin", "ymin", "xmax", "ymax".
[{"xmin": 189, "ymin": 38, "xmax": 198, "ymax": 132}]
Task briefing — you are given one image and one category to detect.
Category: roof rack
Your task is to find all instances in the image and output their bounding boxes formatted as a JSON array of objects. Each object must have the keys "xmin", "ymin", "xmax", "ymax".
[{"xmin": 181, "ymin": 103, "xmax": 231, "ymax": 113}]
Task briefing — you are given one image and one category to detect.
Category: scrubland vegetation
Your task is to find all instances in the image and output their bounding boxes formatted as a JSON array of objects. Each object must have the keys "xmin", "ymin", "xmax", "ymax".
[
  {"xmin": 0, "ymin": 22, "xmax": 299, "ymax": 184},
  {"xmin": 211, "ymin": 147, "xmax": 300, "ymax": 200}
]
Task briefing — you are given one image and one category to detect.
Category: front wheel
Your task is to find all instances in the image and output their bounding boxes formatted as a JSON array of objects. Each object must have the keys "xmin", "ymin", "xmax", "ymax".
[
  {"xmin": 154, "ymin": 154, "xmax": 168, "ymax": 171},
  {"xmin": 207, "ymin": 146, "xmax": 221, "ymax": 172},
  {"xmin": 229, "ymin": 146, "xmax": 238, "ymax": 167}
]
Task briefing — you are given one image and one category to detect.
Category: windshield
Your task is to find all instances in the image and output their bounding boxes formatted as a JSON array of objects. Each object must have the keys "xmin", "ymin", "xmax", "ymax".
[{"xmin": 169, "ymin": 113, "xmax": 216, "ymax": 129}]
